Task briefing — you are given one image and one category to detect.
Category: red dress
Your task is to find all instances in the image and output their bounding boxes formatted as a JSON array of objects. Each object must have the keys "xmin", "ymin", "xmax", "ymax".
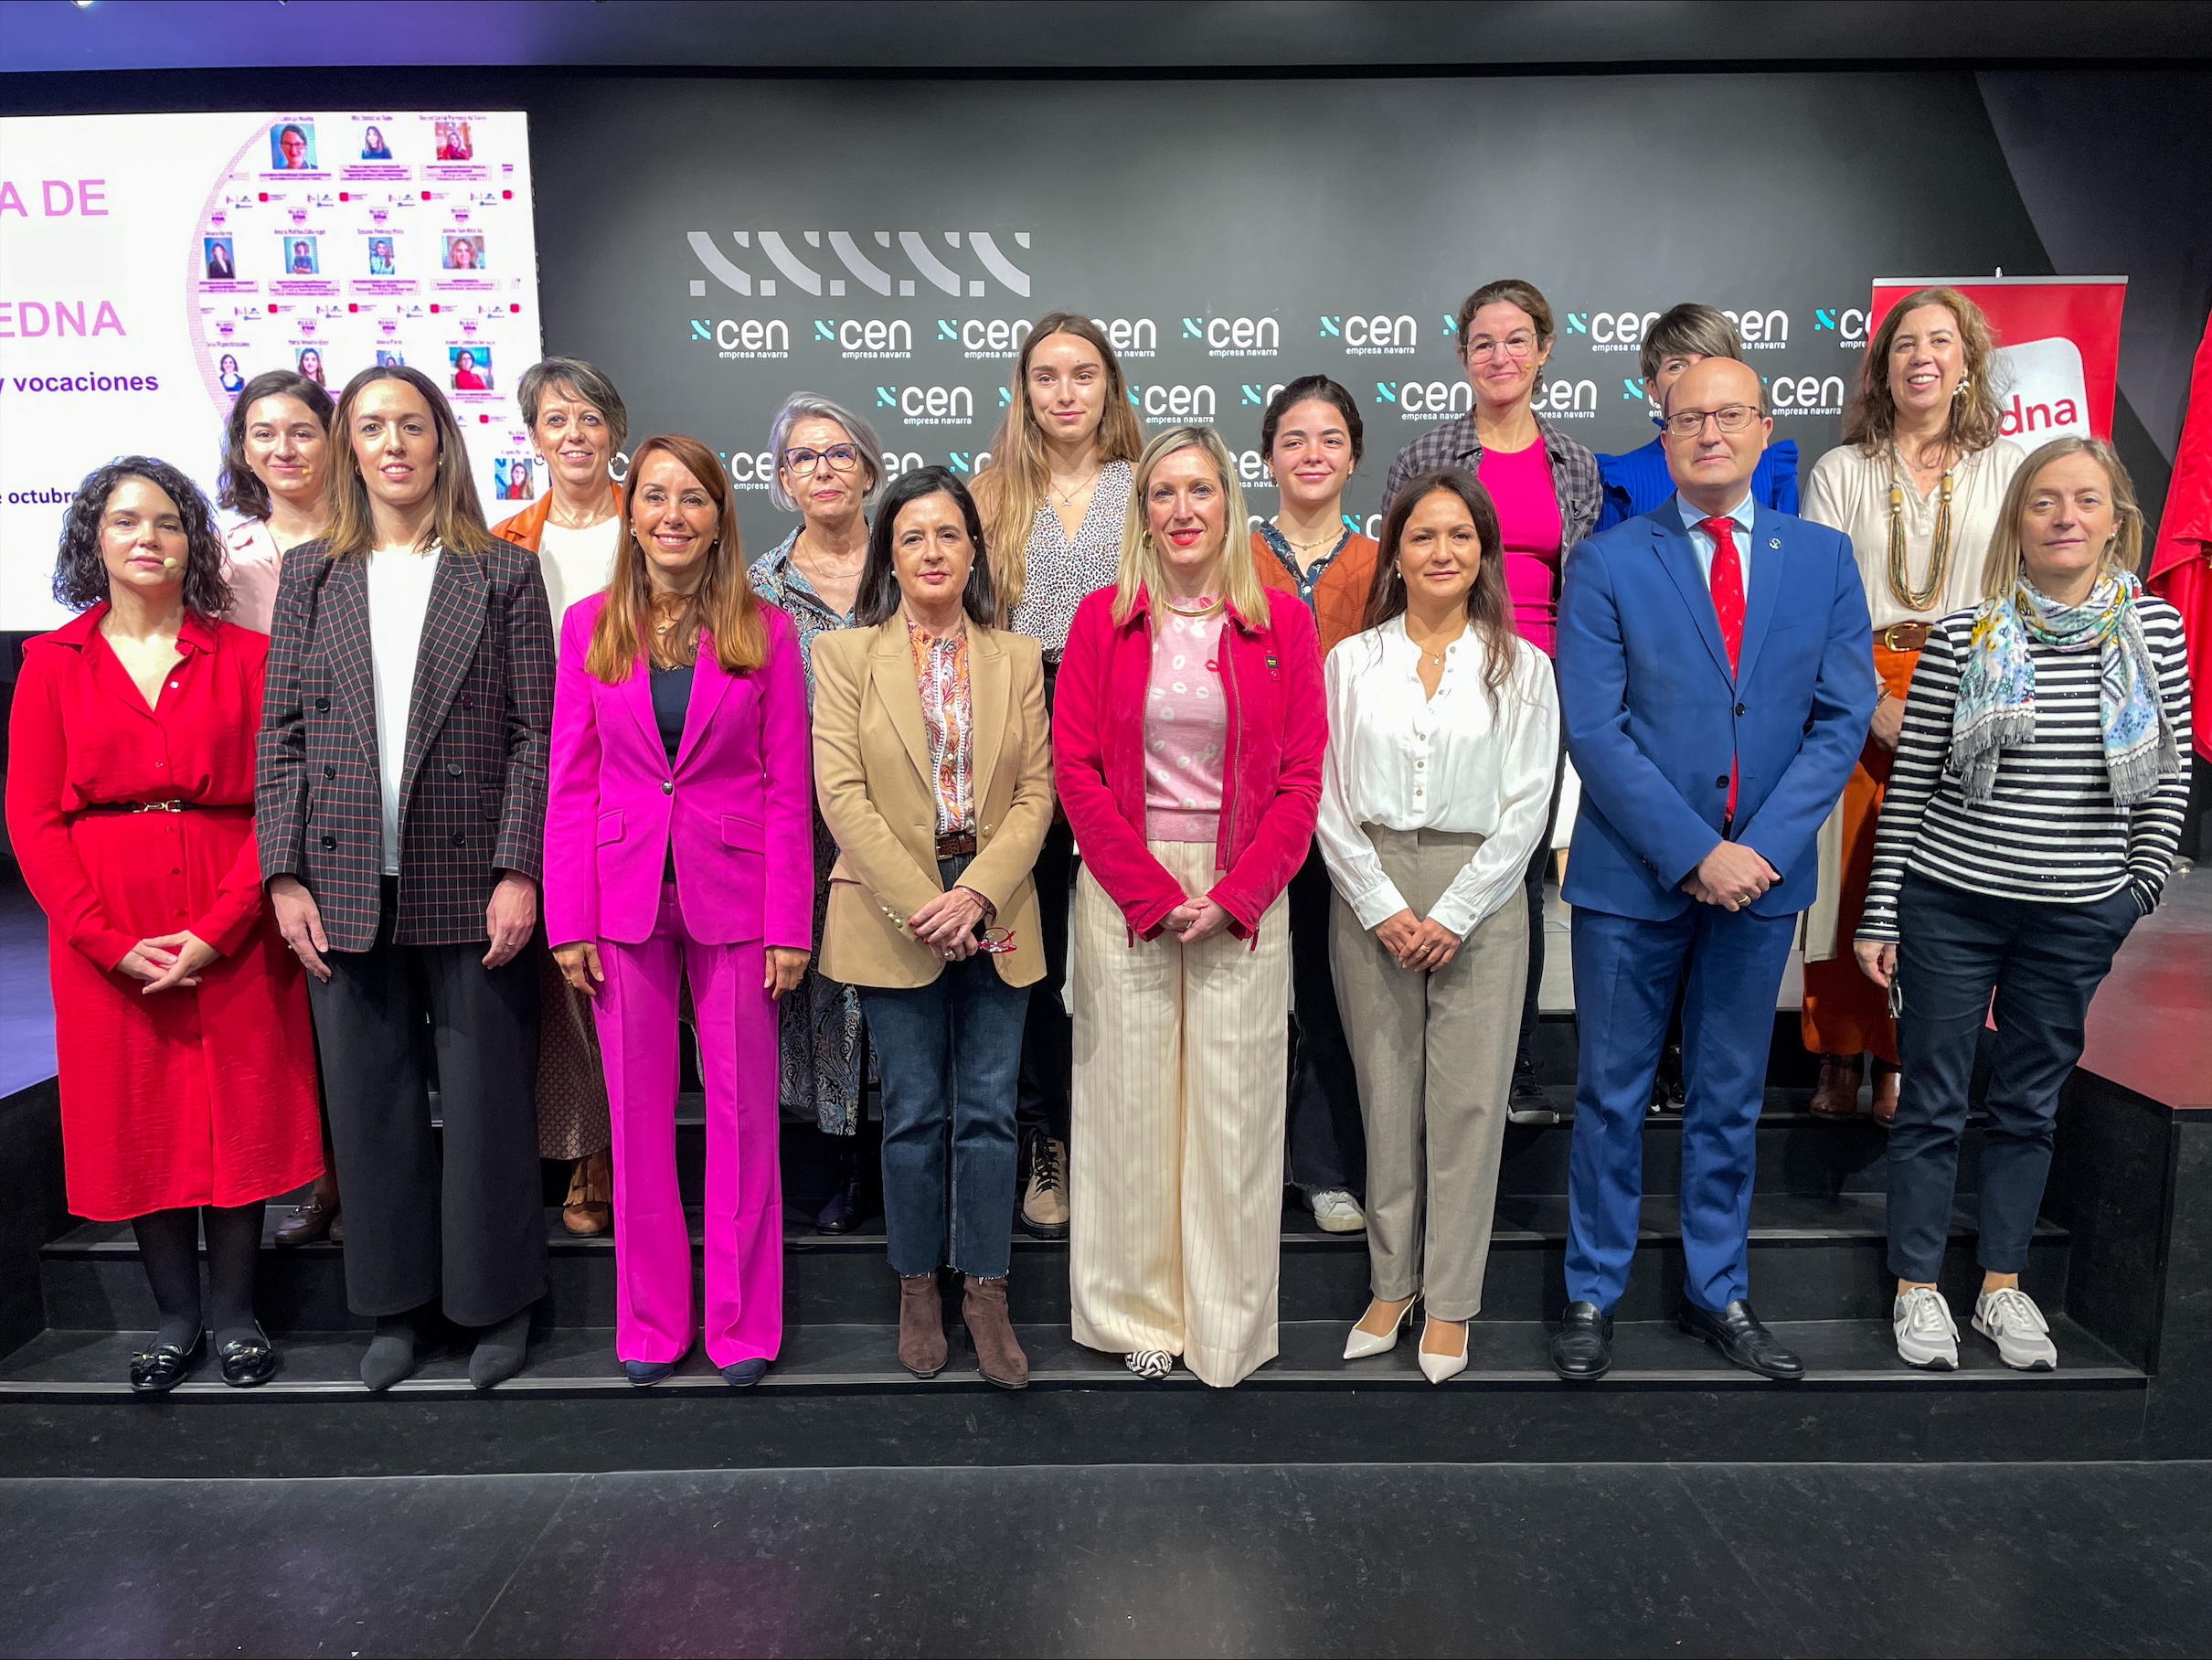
[{"xmin": 4, "ymin": 605, "xmax": 321, "ymax": 1220}]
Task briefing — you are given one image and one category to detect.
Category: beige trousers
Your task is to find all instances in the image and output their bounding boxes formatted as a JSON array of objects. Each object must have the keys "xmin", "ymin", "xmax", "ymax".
[
  {"xmin": 1330, "ymin": 826, "xmax": 1527, "ymax": 1322},
  {"xmin": 1069, "ymin": 839, "xmax": 1292, "ymax": 1388}
]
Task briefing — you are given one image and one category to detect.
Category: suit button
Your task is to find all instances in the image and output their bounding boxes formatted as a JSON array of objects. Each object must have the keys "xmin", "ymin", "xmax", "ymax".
[
  {"xmin": 447, "ymin": 761, "xmax": 463, "ymax": 776},
  {"xmin": 451, "ymin": 831, "xmax": 467, "ymax": 846},
  {"xmin": 324, "ymin": 764, "xmax": 336, "ymax": 779},
  {"xmin": 314, "ymin": 697, "xmax": 329, "ymax": 711},
  {"xmin": 663, "ymin": 781, "xmax": 674, "ymax": 795},
  {"xmin": 320, "ymin": 835, "xmax": 336, "ymax": 848},
  {"xmin": 1735, "ymin": 702, "xmax": 1748, "ymax": 717},
  {"xmin": 1715, "ymin": 774, "xmax": 1730, "ymax": 788}
]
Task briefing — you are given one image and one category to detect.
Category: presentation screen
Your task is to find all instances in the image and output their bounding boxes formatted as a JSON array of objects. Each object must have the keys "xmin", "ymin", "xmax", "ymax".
[{"xmin": 0, "ymin": 111, "xmax": 542, "ymax": 630}]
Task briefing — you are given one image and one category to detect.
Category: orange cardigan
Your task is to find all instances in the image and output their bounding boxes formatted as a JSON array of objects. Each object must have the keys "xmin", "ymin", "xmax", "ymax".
[{"xmin": 1252, "ymin": 528, "xmax": 1380, "ymax": 657}]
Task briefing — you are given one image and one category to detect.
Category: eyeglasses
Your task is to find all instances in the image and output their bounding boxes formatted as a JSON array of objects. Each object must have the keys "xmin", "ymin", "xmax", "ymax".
[
  {"xmin": 783, "ymin": 444, "xmax": 862, "ymax": 475},
  {"xmin": 1664, "ymin": 404, "xmax": 1760, "ymax": 438},
  {"xmin": 1464, "ymin": 333, "xmax": 1539, "ymax": 364},
  {"xmin": 976, "ymin": 928, "xmax": 1017, "ymax": 955}
]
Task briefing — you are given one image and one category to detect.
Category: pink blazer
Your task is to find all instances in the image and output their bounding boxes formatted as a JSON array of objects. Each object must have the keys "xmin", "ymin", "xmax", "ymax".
[{"xmin": 545, "ymin": 594, "xmax": 813, "ymax": 950}]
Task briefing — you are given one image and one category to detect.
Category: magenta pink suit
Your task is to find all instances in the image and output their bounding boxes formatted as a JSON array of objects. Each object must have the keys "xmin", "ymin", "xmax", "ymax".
[{"xmin": 545, "ymin": 596, "xmax": 813, "ymax": 1367}]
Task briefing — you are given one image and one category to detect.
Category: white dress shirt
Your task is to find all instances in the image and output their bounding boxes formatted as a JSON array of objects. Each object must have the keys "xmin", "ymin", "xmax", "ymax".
[
  {"xmin": 1316, "ymin": 617, "xmax": 1561, "ymax": 937},
  {"xmin": 1676, "ymin": 487, "xmax": 1759, "ymax": 590},
  {"xmin": 366, "ymin": 542, "xmax": 443, "ymax": 875},
  {"xmin": 537, "ymin": 516, "xmax": 623, "ymax": 649}
]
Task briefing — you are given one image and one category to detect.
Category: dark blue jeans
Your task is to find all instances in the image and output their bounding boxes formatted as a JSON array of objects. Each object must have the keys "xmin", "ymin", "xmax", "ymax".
[
  {"xmin": 859, "ymin": 950, "xmax": 1028, "ymax": 1281},
  {"xmin": 1888, "ymin": 871, "xmax": 2138, "ymax": 1282}
]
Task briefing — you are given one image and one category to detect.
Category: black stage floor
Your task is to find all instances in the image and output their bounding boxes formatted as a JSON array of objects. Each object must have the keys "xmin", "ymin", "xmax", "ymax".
[{"xmin": 3, "ymin": 1460, "xmax": 2208, "ymax": 1658}]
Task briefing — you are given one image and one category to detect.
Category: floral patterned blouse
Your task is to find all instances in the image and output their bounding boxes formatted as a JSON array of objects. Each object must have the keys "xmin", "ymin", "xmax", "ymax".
[{"xmin": 908, "ymin": 620, "xmax": 974, "ymax": 836}]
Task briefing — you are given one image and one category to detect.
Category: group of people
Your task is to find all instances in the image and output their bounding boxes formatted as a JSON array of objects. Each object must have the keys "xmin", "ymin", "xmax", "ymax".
[{"xmin": 6, "ymin": 281, "xmax": 2190, "ymax": 1399}]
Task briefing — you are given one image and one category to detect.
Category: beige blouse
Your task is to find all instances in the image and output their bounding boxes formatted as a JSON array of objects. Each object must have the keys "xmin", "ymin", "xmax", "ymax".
[{"xmin": 1802, "ymin": 437, "xmax": 2026, "ymax": 631}]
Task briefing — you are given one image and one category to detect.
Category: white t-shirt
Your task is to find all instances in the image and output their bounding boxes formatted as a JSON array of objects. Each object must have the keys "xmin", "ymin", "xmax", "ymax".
[
  {"xmin": 366, "ymin": 543, "xmax": 444, "ymax": 875},
  {"xmin": 537, "ymin": 516, "xmax": 623, "ymax": 649}
]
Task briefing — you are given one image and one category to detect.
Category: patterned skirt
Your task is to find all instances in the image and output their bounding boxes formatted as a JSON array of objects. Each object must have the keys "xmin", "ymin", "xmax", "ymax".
[
  {"xmin": 537, "ymin": 942, "xmax": 612, "ymax": 1161},
  {"xmin": 780, "ymin": 810, "xmax": 867, "ymax": 1135}
]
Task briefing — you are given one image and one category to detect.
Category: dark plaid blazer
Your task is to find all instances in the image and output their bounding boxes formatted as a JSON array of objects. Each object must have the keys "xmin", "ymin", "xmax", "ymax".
[{"xmin": 257, "ymin": 536, "xmax": 555, "ymax": 952}]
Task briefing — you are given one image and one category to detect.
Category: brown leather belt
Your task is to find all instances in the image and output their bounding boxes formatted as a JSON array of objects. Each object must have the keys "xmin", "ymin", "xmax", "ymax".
[
  {"xmin": 934, "ymin": 831, "xmax": 977, "ymax": 858},
  {"xmin": 1877, "ymin": 622, "xmax": 1931, "ymax": 653}
]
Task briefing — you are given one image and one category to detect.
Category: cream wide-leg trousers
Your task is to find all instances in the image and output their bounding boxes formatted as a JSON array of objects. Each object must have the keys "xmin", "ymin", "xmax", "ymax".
[{"xmin": 1069, "ymin": 839, "xmax": 1292, "ymax": 1388}]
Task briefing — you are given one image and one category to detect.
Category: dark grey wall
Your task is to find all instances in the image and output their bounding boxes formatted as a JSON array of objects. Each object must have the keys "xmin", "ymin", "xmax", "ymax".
[{"xmin": 533, "ymin": 70, "xmax": 2056, "ymax": 549}]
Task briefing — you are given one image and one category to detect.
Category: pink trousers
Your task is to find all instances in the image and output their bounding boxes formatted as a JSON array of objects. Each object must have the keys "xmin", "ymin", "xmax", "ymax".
[{"xmin": 593, "ymin": 884, "xmax": 782, "ymax": 1367}]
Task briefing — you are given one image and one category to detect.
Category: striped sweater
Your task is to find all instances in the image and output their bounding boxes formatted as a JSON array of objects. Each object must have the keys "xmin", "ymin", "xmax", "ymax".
[{"xmin": 1858, "ymin": 595, "xmax": 2193, "ymax": 942}]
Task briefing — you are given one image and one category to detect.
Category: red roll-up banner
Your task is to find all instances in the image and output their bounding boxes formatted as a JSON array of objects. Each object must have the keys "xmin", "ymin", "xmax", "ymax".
[{"xmin": 1869, "ymin": 275, "xmax": 2128, "ymax": 443}]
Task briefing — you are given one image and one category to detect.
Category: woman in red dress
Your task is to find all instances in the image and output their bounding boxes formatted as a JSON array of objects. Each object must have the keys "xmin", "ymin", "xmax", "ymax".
[{"xmin": 5, "ymin": 457, "xmax": 322, "ymax": 1393}]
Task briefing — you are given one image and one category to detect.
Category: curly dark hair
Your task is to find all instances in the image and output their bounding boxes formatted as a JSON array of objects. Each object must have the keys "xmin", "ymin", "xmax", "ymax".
[
  {"xmin": 54, "ymin": 457, "xmax": 233, "ymax": 618},
  {"xmin": 218, "ymin": 369, "xmax": 335, "ymax": 517}
]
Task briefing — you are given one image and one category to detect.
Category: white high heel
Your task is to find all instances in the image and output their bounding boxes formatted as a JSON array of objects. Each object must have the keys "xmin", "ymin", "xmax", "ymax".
[
  {"xmin": 1418, "ymin": 1316, "xmax": 1470, "ymax": 1385},
  {"xmin": 1343, "ymin": 1297, "xmax": 1419, "ymax": 1360}
]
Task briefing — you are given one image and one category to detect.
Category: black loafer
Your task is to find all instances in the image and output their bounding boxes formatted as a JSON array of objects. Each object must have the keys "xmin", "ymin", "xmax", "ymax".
[
  {"xmin": 624, "ymin": 1357, "xmax": 678, "ymax": 1387},
  {"xmin": 218, "ymin": 1330, "xmax": 279, "ymax": 1388},
  {"xmin": 1679, "ymin": 1297, "xmax": 1803, "ymax": 1380},
  {"xmin": 720, "ymin": 1358, "xmax": 770, "ymax": 1389},
  {"xmin": 129, "ymin": 1330, "xmax": 206, "ymax": 1394},
  {"xmin": 1549, "ymin": 1301, "xmax": 1613, "ymax": 1380}
]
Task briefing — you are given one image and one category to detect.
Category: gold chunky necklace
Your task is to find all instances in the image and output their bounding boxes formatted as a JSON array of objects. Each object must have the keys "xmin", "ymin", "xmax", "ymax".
[{"xmin": 1886, "ymin": 448, "xmax": 1956, "ymax": 612}]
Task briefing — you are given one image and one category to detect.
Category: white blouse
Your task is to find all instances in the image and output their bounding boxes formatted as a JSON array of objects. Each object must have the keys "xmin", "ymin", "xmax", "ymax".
[
  {"xmin": 1316, "ymin": 618, "xmax": 1560, "ymax": 938},
  {"xmin": 537, "ymin": 516, "xmax": 625, "ymax": 648},
  {"xmin": 1802, "ymin": 437, "xmax": 2025, "ymax": 631}
]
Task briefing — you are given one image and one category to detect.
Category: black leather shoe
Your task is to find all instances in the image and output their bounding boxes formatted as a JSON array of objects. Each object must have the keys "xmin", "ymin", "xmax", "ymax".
[
  {"xmin": 624, "ymin": 1357, "xmax": 677, "ymax": 1387},
  {"xmin": 129, "ymin": 1329, "xmax": 206, "ymax": 1394},
  {"xmin": 1679, "ymin": 1297, "xmax": 1804, "ymax": 1379},
  {"xmin": 1549, "ymin": 1301, "xmax": 1613, "ymax": 1380},
  {"xmin": 218, "ymin": 1329, "xmax": 279, "ymax": 1388},
  {"xmin": 816, "ymin": 1171, "xmax": 865, "ymax": 1235}
]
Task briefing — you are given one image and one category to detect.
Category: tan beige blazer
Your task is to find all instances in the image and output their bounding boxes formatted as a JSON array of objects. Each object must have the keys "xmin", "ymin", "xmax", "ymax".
[{"xmin": 811, "ymin": 615, "xmax": 1053, "ymax": 989}]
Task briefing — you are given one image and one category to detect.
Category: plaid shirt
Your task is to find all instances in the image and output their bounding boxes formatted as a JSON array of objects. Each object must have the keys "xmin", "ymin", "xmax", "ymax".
[
  {"xmin": 1378, "ymin": 413, "xmax": 1603, "ymax": 553},
  {"xmin": 257, "ymin": 537, "xmax": 555, "ymax": 952}
]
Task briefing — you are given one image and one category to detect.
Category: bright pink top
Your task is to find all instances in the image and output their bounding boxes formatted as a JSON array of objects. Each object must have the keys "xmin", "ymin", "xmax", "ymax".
[
  {"xmin": 1143, "ymin": 608, "xmax": 1227, "ymax": 845},
  {"xmin": 1478, "ymin": 439, "xmax": 1566, "ymax": 656}
]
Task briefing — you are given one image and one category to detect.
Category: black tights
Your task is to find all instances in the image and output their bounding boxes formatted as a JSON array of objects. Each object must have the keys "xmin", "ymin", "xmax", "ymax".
[{"xmin": 131, "ymin": 1203, "xmax": 264, "ymax": 1350}]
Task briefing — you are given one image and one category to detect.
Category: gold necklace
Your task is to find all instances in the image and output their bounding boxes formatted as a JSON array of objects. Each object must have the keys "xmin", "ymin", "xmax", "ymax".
[
  {"xmin": 1048, "ymin": 467, "xmax": 1100, "ymax": 507},
  {"xmin": 1887, "ymin": 448, "xmax": 1956, "ymax": 612},
  {"xmin": 1161, "ymin": 593, "xmax": 1223, "ymax": 619},
  {"xmin": 1273, "ymin": 520, "xmax": 1343, "ymax": 556}
]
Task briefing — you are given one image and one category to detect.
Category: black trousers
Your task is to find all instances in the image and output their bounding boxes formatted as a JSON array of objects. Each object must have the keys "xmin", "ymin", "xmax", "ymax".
[
  {"xmin": 1017, "ymin": 661, "xmax": 1074, "ymax": 1142},
  {"xmin": 1887, "ymin": 871, "xmax": 2137, "ymax": 1283},
  {"xmin": 1285, "ymin": 839, "xmax": 1365, "ymax": 1194},
  {"xmin": 307, "ymin": 878, "xmax": 548, "ymax": 1325}
]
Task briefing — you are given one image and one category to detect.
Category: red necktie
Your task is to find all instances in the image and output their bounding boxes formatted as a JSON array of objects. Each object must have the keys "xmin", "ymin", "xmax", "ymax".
[{"xmin": 1702, "ymin": 516, "xmax": 1745, "ymax": 820}]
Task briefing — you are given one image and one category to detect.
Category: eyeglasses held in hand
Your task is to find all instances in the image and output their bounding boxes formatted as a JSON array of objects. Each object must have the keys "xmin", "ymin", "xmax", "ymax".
[
  {"xmin": 783, "ymin": 444, "xmax": 863, "ymax": 475},
  {"xmin": 1664, "ymin": 404, "xmax": 1760, "ymax": 438},
  {"xmin": 976, "ymin": 928, "xmax": 1017, "ymax": 955}
]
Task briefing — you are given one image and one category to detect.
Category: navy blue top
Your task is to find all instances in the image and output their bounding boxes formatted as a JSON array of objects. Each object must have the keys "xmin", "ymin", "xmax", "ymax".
[
  {"xmin": 650, "ymin": 661, "xmax": 692, "ymax": 878},
  {"xmin": 1594, "ymin": 435, "xmax": 1800, "ymax": 533}
]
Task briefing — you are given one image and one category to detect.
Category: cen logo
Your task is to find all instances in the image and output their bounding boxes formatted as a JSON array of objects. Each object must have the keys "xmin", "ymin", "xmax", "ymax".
[
  {"xmin": 814, "ymin": 318, "xmax": 913, "ymax": 357},
  {"xmin": 1129, "ymin": 383, "xmax": 1218, "ymax": 421},
  {"xmin": 875, "ymin": 385, "xmax": 975, "ymax": 426},
  {"xmin": 1814, "ymin": 306, "xmax": 1870, "ymax": 346},
  {"xmin": 939, "ymin": 317, "xmax": 1031, "ymax": 357},
  {"xmin": 694, "ymin": 318, "xmax": 790, "ymax": 358},
  {"xmin": 1186, "ymin": 316, "xmax": 1279, "ymax": 357},
  {"xmin": 1323, "ymin": 314, "xmax": 1419, "ymax": 356}
]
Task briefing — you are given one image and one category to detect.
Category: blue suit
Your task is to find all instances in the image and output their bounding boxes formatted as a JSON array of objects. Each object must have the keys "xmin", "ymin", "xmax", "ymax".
[{"xmin": 1557, "ymin": 500, "xmax": 1873, "ymax": 1312}]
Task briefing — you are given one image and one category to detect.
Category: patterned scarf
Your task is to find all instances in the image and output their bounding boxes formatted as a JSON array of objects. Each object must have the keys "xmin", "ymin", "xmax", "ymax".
[{"xmin": 1951, "ymin": 569, "xmax": 2175, "ymax": 806}]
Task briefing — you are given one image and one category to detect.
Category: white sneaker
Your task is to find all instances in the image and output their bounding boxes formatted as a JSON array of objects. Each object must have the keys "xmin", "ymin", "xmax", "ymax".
[
  {"xmin": 1893, "ymin": 1286, "xmax": 1958, "ymax": 1369},
  {"xmin": 1973, "ymin": 1287, "xmax": 2058, "ymax": 1371},
  {"xmin": 1307, "ymin": 1188, "xmax": 1366, "ymax": 1233}
]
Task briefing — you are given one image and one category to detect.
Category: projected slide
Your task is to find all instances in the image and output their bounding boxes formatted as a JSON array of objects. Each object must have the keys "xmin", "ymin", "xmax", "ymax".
[{"xmin": 0, "ymin": 111, "xmax": 542, "ymax": 629}]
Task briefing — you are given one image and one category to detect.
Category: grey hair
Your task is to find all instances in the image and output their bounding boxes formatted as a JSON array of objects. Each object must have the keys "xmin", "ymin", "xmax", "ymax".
[
  {"xmin": 516, "ymin": 356, "xmax": 630, "ymax": 452},
  {"xmin": 766, "ymin": 392, "xmax": 885, "ymax": 515}
]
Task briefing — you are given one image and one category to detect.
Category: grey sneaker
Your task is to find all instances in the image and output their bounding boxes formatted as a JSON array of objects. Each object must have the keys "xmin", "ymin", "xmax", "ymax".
[
  {"xmin": 1973, "ymin": 1287, "xmax": 2058, "ymax": 1370},
  {"xmin": 1892, "ymin": 1286, "xmax": 1958, "ymax": 1369}
]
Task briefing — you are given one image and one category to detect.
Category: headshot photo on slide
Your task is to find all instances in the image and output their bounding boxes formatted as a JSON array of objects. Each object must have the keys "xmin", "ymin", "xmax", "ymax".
[
  {"xmin": 283, "ymin": 236, "xmax": 319, "ymax": 276},
  {"xmin": 434, "ymin": 120, "xmax": 473, "ymax": 161},
  {"xmin": 449, "ymin": 345, "xmax": 491, "ymax": 392},
  {"xmin": 296, "ymin": 346, "xmax": 328, "ymax": 388},
  {"xmin": 217, "ymin": 353, "xmax": 245, "ymax": 395},
  {"xmin": 270, "ymin": 121, "xmax": 315, "ymax": 171},
  {"xmin": 367, "ymin": 237, "xmax": 397, "ymax": 277},
  {"xmin": 376, "ymin": 348, "xmax": 407, "ymax": 367},
  {"xmin": 203, "ymin": 237, "xmax": 235, "ymax": 279},
  {"xmin": 442, "ymin": 233, "xmax": 484, "ymax": 271},
  {"xmin": 360, "ymin": 123, "xmax": 394, "ymax": 161}
]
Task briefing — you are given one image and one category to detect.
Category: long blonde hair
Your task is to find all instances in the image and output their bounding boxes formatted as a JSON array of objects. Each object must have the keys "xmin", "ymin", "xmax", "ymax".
[
  {"xmin": 1112, "ymin": 426, "xmax": 1269, "ymax": 627},
  {"xmin": 1845, "ymin": 285, "xmax": 2005, "ymax": 460},
  {"xmin": 586, "ymin": 433, "xmax": 766, "ymax": 683},
  {"xmin": 323, "ymin": 364, "xmax": 499, "ymax": 558},
  {"xmin": 972, "ymin": 312, "xmax": 1143, "ymax": 615},
  {"xmin": 1979, "ymin": 436, "xmax": 2144, "ymax": 600}
]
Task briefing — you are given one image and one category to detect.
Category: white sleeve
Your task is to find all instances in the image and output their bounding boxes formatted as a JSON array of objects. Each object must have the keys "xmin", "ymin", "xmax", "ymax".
[
  {"xmin": 1314, "ymin": 639, "xmax": 1408, "ymax": 931},
  {"xmin": 1427, "ymin": 644, "xmax": 1561, "ymax": 938}
]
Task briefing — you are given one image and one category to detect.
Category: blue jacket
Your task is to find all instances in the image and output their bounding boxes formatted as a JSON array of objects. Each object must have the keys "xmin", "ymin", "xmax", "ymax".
[
  {"xmin": 1596, "ymin": 436, "xmax": 1800, "ymax": 531},
  {"xmin": 1557, "ymin": 503, "xmax": 1875, "ymax": 922}
]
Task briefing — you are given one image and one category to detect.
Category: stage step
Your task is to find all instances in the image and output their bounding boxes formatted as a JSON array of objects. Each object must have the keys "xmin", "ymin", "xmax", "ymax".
[{"xmin": 0, "ymin": 1316, "xmax": 2145, "ymax": 1476}]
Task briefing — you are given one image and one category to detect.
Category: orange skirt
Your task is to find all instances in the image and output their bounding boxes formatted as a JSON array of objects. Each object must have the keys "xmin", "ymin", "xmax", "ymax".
[{"xmin": 1800, "ymin": 643, "xmax": 1920, "ymax": 1064}]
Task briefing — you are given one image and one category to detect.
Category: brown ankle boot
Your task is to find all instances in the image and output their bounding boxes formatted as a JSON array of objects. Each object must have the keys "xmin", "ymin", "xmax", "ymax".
[
  {"xmin": 898, "ymin": 1273, "xmax": 947, "ymax": 1378},
  {"xmin": 1809, "ymin": 1053, "xmax": 1864, "ymax": 1120},
  {"xmin": 1870, "ymin": 1061, "xmax": 1901, "ymax": 1127},
  {"xmin": 962, "ymin": 1275, "xmax": 1028, "ymax": 1390}
]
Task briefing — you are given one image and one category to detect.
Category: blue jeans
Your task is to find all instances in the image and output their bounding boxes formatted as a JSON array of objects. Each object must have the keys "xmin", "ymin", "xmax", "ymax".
[
  {"xmin": 1888, "ymin": 871, "xmax": 2137, "ymax": 1282},
  {"xmin": 859, "ymin": 951, "xmax": 1027, "ymax": 1280}
]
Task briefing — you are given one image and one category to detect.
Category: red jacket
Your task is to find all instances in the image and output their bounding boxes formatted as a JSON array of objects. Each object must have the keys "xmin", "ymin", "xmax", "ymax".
[{"xmin": 1054, "ymin": 584, "xmax": 1324, "ymax": 940}]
